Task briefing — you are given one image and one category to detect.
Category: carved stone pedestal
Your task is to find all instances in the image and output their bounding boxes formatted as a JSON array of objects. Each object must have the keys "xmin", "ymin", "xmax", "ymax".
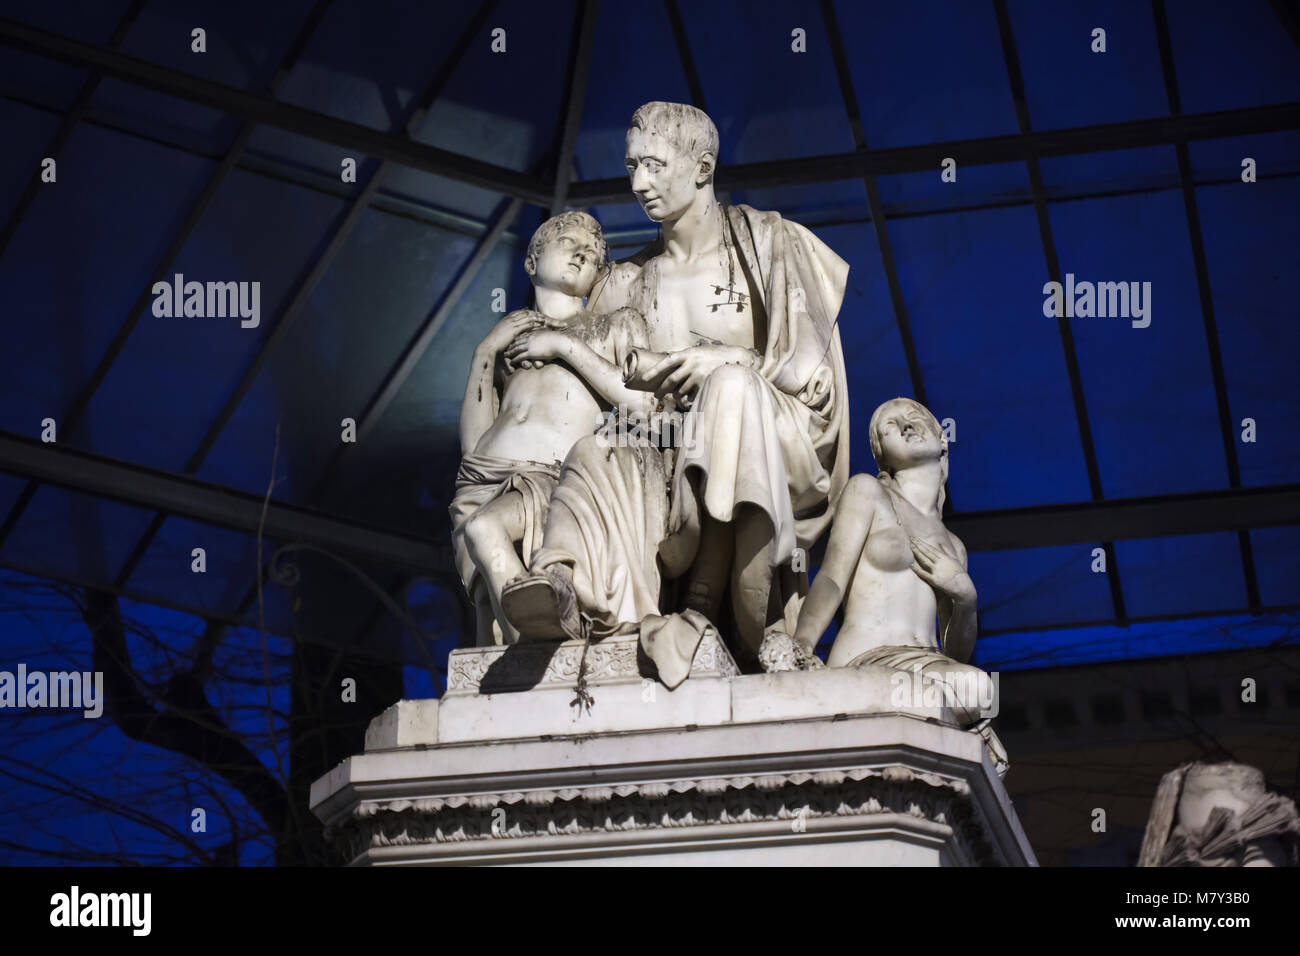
[{"xmin": 310, "ymin": 635, "xmax": 1036, "ymax": 866}]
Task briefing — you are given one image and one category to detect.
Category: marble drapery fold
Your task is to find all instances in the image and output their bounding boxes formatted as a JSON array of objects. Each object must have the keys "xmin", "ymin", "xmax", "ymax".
[
  {"xmin": 449, "ymin": 455, "xmax": 562, "ymax": 597},
  {"xmin": 531, "ymin": 439, "xmax": 671, "ymax": 639},
  {"xmin": 531, "ymin": 205, "xmax": 852, "ymax": 657},
  {"xmin": 668, "ymin": 205, "xmax": 851, "ymax": 631}
]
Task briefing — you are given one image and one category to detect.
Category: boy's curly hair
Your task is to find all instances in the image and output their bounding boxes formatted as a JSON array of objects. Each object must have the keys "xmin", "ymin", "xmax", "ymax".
[{"xmin": 525, "ymin": 211, "xmax": 607, "ymax": 273}]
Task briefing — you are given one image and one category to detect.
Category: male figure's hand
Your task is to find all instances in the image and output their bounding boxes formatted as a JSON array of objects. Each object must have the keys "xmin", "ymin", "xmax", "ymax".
[
  {"xmin": 646, "ymin": 345, "xmax": 759, "ymax": 402},
  {"xmin": 505, "ymin": 329, "xmax": 571, "ymax": 367},
  {"xmin": 482, "ymin": 310, "xmax": 544, "ymax": 355}
]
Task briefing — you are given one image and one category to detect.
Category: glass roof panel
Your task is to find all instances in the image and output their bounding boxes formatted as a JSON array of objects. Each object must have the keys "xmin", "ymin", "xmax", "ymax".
[
  {"xmin": 574, "ymin": 0, "xmax": 692, "ymax": 180},
  {"xmin": 0, "ymin": 485, "xmax": 155, "ymax": 585},
  {"xmin": 246, "ymin": 126, "xmax": 385, "ymax": 195},
  {"xmin": 119, "ymin": 0, "xmax": 318, "ymax": 89},
  {"xmin": 326, "ymin": 237, "xmax": 524, "ymax": 526},
  {"xmin": 1005, "ymin": 0, "xmax": 1169, "ymax": 130},
  {"xmin": 0, "ymin": 0, "xmax": 132, "ymax": 112},
  {"xmin": 86, "ymin": 0, "xmax": 318, "ymax": 155},
  {"xmin": 812, "ymin": 220, "xmax": 915, "ymax": 476},
  {"xmin": 1250, "ymin": 525, "xmax": 1300, "ymax": 607},
  {"xmin": 120, "ymin": 515, "xmax": 258, "ymax": 615},
  {"xmin": 1038, "ymin": 144, "xmax": 1180, "ymax": 195},
  {"xmin": 1166, "ymin": 0, "xmax": 1300, "ymax": 113},
  {"xmin": 272, "ymin": 0, "xmax": 479, "ymax": 130},
  {"xmin": 0, "ymin": 50, "xmax": 94, "ymax": 114},
  {"xmin": 968, "ymin": 542, "xmax": 1115, "ymax": 633},
  {"xmin": 731, "ymin": 180, "xmax": 868, "ymax": 225},
  {"xmin": 1114, "ymin": 532, "xmax": 1248, "ymax": 618},
  {"xmin": 91, "ymin": 76, "xmax": 239, "ymax": 155},
  {"xmin": 678, "ymin": 0, "xmax": 856, "ymax": 163},
  {"xmin": 0, "ymin": 123, "xmax": 217, "ymax": 439},
  {"xmin": 79, "ymin": 168, "xmax": 349, "ymax": 474},
  {"xmin": 884, "ymin": 203, "xmax": 1094, "ymax": 509},
  {"xmin": 1195, "ymin": 176, "xmax": 1300, "ymax": 488},
  {"xmin": 380, "ymin": 165, "xmax": 516, "ymax": 224},
  {"xmin": 0, "ymin": 0, "xmax": 136, "ymax": 41},
  {"xmin": 976, "ymin": 609, "xmax": 1296, "ymax": 671},
  {"xmin": 1187, "ymin": 131, "xmax": 1300, "ymax": 180},
  {"xmin": 876, "ymin": 161, "xmax": 1031, "ymax": 219},
  {"xmin": 409, "ymin": 0, "xmax": 577, "ymax": 173},
  {"xmin": 834, "ymin": 0, "xmax": 1020, "ymax": 149},
  {"xmin": 0, "ymin": 98, "xmax": 63, "ymax": 224},
  {"xmin": 1047, "ymin": 184, "xmax": 1229, "ymax": 497},
  {"xmin": 195, "ymin": 208, "xmax": 481, "ymax": 509}
]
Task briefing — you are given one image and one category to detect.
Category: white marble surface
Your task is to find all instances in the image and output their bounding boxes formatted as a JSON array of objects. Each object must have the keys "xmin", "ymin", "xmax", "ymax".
[
  {"xmin": 438, "ymin": 674, "xmax": 734, "ymax": 743},
  {"xmin": 314, "ymin": 704, "xmax": 1032, "ymax": 866},
  {"xmin": 363, "ymin": 699, "xmax": 439, "ymax": 752},
  {"xmin": 365, "ymin": 635, "xmax": 961, "ymax": 749},
  {"xmin": 318, "ymin": 628, "xmax": 1030, "ymax": 867},
  {"xmin": 730, "ymin": 667, "xmax": 949, "ymax": 724}
]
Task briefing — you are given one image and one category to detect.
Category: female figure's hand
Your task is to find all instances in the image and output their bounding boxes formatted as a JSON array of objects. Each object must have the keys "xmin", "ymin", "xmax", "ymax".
[{"xmin": 908, "ymin": 535, "xmax": 976, "ymax": 605}]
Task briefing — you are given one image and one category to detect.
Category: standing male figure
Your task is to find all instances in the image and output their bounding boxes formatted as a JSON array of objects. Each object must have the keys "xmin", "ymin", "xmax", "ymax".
[{"xmin": 503, "ymin": 102, "xmax": 851, "ymax": 684}]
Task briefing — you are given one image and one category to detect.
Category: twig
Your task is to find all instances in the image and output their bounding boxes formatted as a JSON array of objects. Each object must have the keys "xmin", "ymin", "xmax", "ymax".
[{"xmin": 256, "ymin": 424, "xmax": 288, "ymax": 789}]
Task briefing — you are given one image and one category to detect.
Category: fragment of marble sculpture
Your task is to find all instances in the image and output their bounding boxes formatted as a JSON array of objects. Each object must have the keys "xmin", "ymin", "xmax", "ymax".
[
  {"xmin": 498, "ymin": 101, "xmax": 852, "ymax": 688},
  {"xmin": 1138, "ymin": 761, "xmax": 1300, "ymax": 866},
  {"xmin": 760, "ymin": 399, "xmax": 996, "ymax": 729},
  {"xmin": 450, "ymin": 211, "xmax": 650, "ymax": 645}
]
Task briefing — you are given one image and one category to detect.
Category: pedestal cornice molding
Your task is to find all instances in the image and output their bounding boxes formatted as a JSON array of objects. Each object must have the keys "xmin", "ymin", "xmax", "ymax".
[{"xmin": 328, "ymin": 762, "xmax": 996, "ymax": 866}]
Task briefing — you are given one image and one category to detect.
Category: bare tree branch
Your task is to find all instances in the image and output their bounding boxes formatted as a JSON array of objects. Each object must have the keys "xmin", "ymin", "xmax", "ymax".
[{"xmin": 80, "ymin": 587, "xmax": 291, "ymax": 844}]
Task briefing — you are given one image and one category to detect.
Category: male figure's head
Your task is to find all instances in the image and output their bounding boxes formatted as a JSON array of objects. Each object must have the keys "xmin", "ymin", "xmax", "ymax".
[
  {"xmin": 524, "ymin": 211, "xmax": 606, "ymax": 298},
  {"xmin": 625, "ymin": 101, "xmax": 719, "ymax": 223}
]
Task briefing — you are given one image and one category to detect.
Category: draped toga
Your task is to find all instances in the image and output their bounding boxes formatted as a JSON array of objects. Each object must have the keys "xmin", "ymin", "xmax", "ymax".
[
  {"xmin": 449, "ymin": 455, "xmax": 562, "ymax": 598},
  {"xmin": 528, "ymin": 204, "xmax": 851, "ymax": 674}
]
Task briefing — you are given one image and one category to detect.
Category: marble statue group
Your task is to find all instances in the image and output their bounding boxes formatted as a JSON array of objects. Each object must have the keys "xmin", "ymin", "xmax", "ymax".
[
  {"xmin": 450, "ymin": 101, "xmax": 992, "ymax": 724},
  {"xmin": 318, "ymin": 101, "xmax": 1297, "ymax": 870}
]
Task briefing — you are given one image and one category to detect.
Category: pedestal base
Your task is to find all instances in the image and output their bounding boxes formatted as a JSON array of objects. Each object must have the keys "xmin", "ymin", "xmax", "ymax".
[{"xmin": 311, "ymin": 635, "xmax": 1035, "ymax": 866}]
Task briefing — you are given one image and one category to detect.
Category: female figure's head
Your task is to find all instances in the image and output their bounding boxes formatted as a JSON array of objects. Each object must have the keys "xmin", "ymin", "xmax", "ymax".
[{"xmin": 868, "ymin": 397, "xmax": 949, "ymax": 509}]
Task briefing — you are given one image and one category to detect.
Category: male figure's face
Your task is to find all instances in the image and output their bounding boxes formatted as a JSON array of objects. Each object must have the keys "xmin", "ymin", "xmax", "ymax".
[
  {"xmin": 528, "ymin": 224, "xmax": 601, "ymax": 297},
  {"xmin": 625, "ymin": 128, "xmax": 710, "ymax": 223}
]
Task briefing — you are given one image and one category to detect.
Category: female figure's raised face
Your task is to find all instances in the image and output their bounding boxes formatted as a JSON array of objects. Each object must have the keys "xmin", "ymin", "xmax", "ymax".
[{"xmin": 871, "ymin": 398, "xmax": 945, "ymax": 473}]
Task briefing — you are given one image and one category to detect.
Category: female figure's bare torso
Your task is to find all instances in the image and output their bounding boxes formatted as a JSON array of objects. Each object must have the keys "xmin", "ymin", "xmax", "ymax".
[{"xmin": 828, "ymin": 480, "xmax": 966, "ymax": 666}]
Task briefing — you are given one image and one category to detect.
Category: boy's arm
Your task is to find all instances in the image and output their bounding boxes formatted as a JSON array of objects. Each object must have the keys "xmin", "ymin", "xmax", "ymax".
[
  {"xmin": 460, "ymin": 311, "xmax": 541, "ymax": 453},
  {"xmin": 505, "ymin": 328, "xmax": 653, "ymax": 417},
  {"xmin": 559, "ymin": 339, "xmax": 652, "ymax": 414},
  {"xmin": 572, "ymin": 306, "xmax": 653, "ymax": 413},
  {"xmin": 459, "ymin": 344, "xmax": 498, "ymax": 454}
]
